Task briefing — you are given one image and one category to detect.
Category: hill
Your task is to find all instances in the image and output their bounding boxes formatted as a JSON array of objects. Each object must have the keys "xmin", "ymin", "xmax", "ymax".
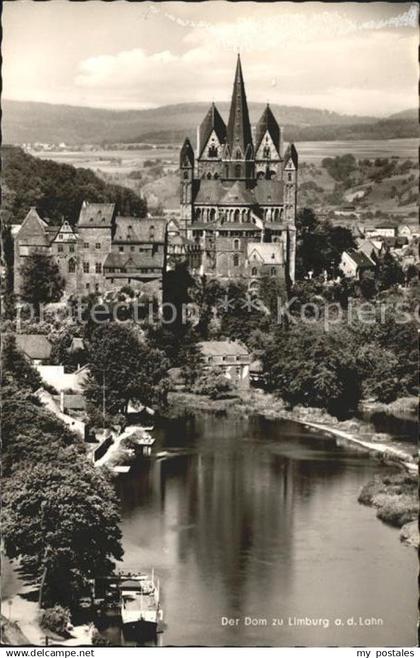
[
  {"xmin": 3, "ymin": 99, "xmax": 417, "ymax": 146},
  {"xmin": 1, "ymin": 146, "xmax": 147, "ymax": 225}
]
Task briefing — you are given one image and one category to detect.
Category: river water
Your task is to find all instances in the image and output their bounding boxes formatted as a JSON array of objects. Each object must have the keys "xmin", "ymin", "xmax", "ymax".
[{"xmin": 109, "ymin": 412, "xmax": 417, "ymax": 647}]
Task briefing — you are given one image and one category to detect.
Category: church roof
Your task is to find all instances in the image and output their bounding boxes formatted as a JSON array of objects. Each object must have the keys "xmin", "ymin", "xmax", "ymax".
[
  {"xmin": 219, "ymin": 181, "xmax": 255, "ymax": 206},
  {"xmin": 254, "ymin": 179, "xmax": 284, "ymax": 205},
  {"xmin": 199, "ymin": 104, "xmax": 226, "ymax": 157},
  {"xmin": 78, "ymin": 202, "xmax": 116, "ymax": 227},
  {"xmin": 113, "ymin": 217, "xmax": 167, "ymax": 243},
  {"xmin": 283, "ymin": 143, "xmax": 298, "ymax": 169},
  {"xmin": 226, "ymin": 55, "xmax": 253, "ymax": 156},
  {"xmin": 180, "ymin": 138, "xmax": 194, "ymax": 167},
  {"xmin": 255, "ymin": 104, "xmax": 280, "ymax": 152},
  {"xmin": 194, "ymin": 179, "xmax": 225, "ymax": 204}
]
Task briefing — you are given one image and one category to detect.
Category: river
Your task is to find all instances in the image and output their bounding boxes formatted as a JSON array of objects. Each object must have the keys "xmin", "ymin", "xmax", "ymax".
[{"xmin": 104, "ymin": 412, "xmax": 417, "ymax": 647}]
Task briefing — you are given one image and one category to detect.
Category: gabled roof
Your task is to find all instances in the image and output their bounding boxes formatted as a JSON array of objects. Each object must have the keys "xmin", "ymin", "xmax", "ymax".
[
  {"xmin": 113, "ymin": 217, "xmax": 167, "ymax": 243},
  {"xmin": 255, "ymin": 104, "xmax": 280, "ymax": 152},
  {"xmin": 199, "ymin": 103, "xmax": 226, "ymax": 157},
  {"xmin": 199, "ymin": 340, "xmax": 249, "ymax": 357},
  {"xmin": 15, "ymin": 208, "xmax": 50, "ymax": 246},
  {"xmin": 226, "ymin": 55, "xmax": 253, "ymax": 156},
  {"xmin": 344, "ymin": 249, "xmax": 375, "ymax": 268},
  {"xmin": 16, "ymin": 334, "xmax": 52, "ymax": 360},
  {"xmin": 180, "ymin": 138, "xmax": 195, "ymax": 167},
  {"xmin": 78, "ymin": 202, "xmax": 115, "ymax": 227},
  {"xmin": 254, "ymin": 179, "xmax": 283, "ymax": 205},
  {"xmin": 103, "ymin": 251, "xmax": 164, "ymax": 270},
  {"xmin": 247, "ymin": 242, "xmax": 283, "ymax": 264},
  {"xmin": 220, "ymin": 181, "xmax": 255, "ymax": 206}
]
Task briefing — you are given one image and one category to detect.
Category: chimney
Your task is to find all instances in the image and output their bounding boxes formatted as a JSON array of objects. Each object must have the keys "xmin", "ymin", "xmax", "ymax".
[{"xmin": 60, "ymin": 391, "xmax": 65, "ymax": 413}]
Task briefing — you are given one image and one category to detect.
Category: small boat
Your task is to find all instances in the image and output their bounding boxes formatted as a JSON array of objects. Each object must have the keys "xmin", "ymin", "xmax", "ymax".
[{"xmin": 120, "ymin": 571, "xmax": 162, "ymax": 631}]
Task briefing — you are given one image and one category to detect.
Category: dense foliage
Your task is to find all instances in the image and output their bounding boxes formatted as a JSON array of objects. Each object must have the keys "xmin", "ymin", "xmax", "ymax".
[
  {"xmin": 20, "ymin": 253, "xmax": 65, "ymax": 314},
  {"xmin": 2, "ymin": 146, "xmax": 147, "ymax": 224},
  {"xmin": 84, "ymin": 323, "xmax": 170, "ymax": 415}
]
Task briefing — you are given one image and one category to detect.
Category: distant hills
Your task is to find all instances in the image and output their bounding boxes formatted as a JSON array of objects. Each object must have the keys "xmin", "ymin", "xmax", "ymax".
[{"xmin": 3, "ymin": 99, "xmax": 418, "ymax": 146}]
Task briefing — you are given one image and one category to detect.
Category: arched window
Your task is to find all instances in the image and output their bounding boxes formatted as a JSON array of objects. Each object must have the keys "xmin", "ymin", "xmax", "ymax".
[
  {"xmin": 225, "ymin": 164, "xmax": 229, "ymax": 178},
  {"xmin": 235, "ymin": 149, "xmax": 242, "ymax": 159},
  {"xmin": 233, "ymin": 254, "xmax": 239, "ymax": 267},
  {"xmin": 233, "ymin": 238, "xmax": 240, "ymax": 250},
  {"xmin": 183, "ymin": 171, "xmax": 189, "ymax": 179},
  {"xmin": 235, "ymin": 164, "xmax": 241, "ymax": 178},
  {"xmin": 251, "ymin": 267, "xmax": 258, "ymax": 276},
  {"xmin": 234, "ymin": 209, "xmax": 240, "ymax": 222},
  {"xmin": 207, "ymin": 172, "xmax": 212, "ymax": 180},
  {"xmin": 68, "ymin": 259, "xmax": 76, "ymax": 273},
  {"xmin": 210, "ymin": 208, "xmax": 216, "ymax": 222},
  {"xmin": 214, "ymin": 173, "xmax": 219, "ymax": 179}
]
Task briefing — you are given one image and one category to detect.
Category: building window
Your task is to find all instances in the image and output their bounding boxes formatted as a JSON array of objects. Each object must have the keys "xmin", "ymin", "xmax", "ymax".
[
  {"xmin": 69, "ymin": 244, "xmax": 75, "ymax": 253},
  {"xmin": 271, "ymin": 267, "xmax": 276, "ymax": 277},
  {"xmin": 95, "ymin": 243, "xmax": 101, "ymax": 249},
  {"xmin": 86, "ymin": 283, "xmax": 90, "ymax": 289},
  {"xmin": 208, "ymin": 144, "xmax": 218, "ymax": 158},
  {"xmin": 235, "ymin": 164, "xmax": 241, "ymax": 178},
  {"xmin": 233, "ymin": 254, "xmax": 239, "ymax": 267},
  {"xmin": 234, "ymin": 238, "xmax": 240, "ymax": 251},
  {"xmin": 58, "ymin": 234, "xmax": 63, "ymax": 240},
  {"xmin": 288, "ymin": 173, "xmax": 293, "ymax": 182},
  {"xmin": 95, "ymin": 283, "xmax": 100, "ymax": 292},
  {"xmin": 95, "ymin": 263, "xmax": 102, "ymax": 273},
  {"xmin": 149, "ymin": 225, "xmax": 155, "ymax": 240},
  {"xmin": 263, "ymin": 146, "xmax": 270, "ymax": 158},
  {"xmin": 83, "ymin": 242, "xmax": 89, "ymax": 248},
  {"xmin": 130, "ymin": 246, "xmax": 135, "ymax": 251},
  {"xmin": 83, "ymin": 262, "xmax": 89, "ymax": 273},
  {"xmin": 184, "ymin": 171, "xmax": 189, "ymax": 179},
  {"xmin": 68, "ymin": 260, "xmax": 76, "ymax": 273},
  {"xmin": 58, "ymin": 245, "xmax": 64, "ymax": 253},
  {"xmin": 235, "ymin": 149, "xmax": 241, "ymax": 159},
  {"xmin": 252, "ymin": 267, "xmax": 258, "ymax": 276},
  {"xmin": 119, "ymin": 246, "xmax": 124, "ymax": 252}
]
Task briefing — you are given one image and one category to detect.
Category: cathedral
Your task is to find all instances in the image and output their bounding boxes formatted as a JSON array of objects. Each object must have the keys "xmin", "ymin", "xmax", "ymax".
[{"xmin": 179, "ymin": 55, "xmax": 298, "ymax": 286}]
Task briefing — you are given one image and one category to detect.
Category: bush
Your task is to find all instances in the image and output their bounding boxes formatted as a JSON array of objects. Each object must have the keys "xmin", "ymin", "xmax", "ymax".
[
  {"xmin": 192, "ymin": 368, "xmax": 234, "ymax": 399},
  {"xmin": 41, "ymin": 606, "xmax": 71, "ymax": 637}
]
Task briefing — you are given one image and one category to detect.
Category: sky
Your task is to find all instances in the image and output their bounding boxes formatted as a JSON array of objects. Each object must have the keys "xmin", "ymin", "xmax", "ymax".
[{"xmin": 2, "ymin": 1, "xmax": 419, "ymax": 116}]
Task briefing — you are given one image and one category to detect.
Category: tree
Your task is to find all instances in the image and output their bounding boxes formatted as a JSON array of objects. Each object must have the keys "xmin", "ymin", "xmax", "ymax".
[
  {"xmin": 20, "ymin": 253, "xmax": 65, "ymax": 316},
  {"xmin": 2, "ymin": 457, "xmax": 123, "ymax": 607},
  {"xmin": 377, "ymin": 252, "xmax": 405, "ymax": 290},
  {"xmin": 263, "ymin": 324, "xmax": 362, "ymax": 417},
  {"xmin": 1, "ymin": 333, "xmax": 43, "ymax": 392},
  {"xmin": 193, "ymin": 367, "xmax": 234, "ymax": 399},
  {"xmin": 84, "ymin": 324, "xmax": 170, "ymax": 416}
]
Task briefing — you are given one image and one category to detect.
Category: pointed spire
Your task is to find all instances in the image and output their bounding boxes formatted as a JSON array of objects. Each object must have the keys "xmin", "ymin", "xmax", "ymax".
[
  {"xmin": 180, "ymin": 137, "xmax": 194, "ymax": 167},
  {"xmin": 255, "ymin": 103, "xmax": 280, "ymax": 152},
  {"xmin": 226, "ymin": 55, "xmax": 253, "ymax": 157},
  {"xmin": 198, "ymin": 103, "xmax": 226, "ymax": 157}
]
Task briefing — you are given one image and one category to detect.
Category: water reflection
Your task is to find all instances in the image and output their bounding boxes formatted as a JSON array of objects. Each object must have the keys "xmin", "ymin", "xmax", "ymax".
[{"xmin": 113, "ymin": 413, "xmax": 417, "ymax": 647}]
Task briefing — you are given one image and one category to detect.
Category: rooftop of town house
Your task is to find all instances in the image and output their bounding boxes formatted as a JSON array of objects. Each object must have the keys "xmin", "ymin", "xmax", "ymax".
[
  {"xmin": 15, "ymin": 333, "xmax": 52, "ymax": 361},
  {"xmin": 113, "ymin": 216, "xmax": 167, "ymax": 243},
  {"xmin": 53, "ymin": 393, "xmax": 86, "ymax": 411},
  {"xmin": 103, "ymin": 252, "xmax": 165, "ymax": 270},
  {"xmin": 70, "ymin": 337, "xmax": 85, "ymax": 352},
  {"xmin": 198, "ymin": 340, "xmax": 250, "ymax": 358},
  {"xmin": 344, "ymin": 249, "xmax": 375, "ymax": 268},
  {"xmin": 77, "ymin": 201, "xmax": 116, "ymax": 227}
]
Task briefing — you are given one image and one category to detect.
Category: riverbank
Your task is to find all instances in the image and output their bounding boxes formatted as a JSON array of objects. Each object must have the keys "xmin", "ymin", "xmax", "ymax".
[
  {"xmin": 168, "ymin": 389, "xmax": 418, "ymax": 548},
  {"xmin": 167, "ymin": 389, "xmax": 417, "ymax": 468}
]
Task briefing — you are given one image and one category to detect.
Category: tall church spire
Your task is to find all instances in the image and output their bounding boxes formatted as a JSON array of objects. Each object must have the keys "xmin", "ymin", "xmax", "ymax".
[{"xmin": 226, "ymin": 55, "xmax": 253, "ymax": 157}]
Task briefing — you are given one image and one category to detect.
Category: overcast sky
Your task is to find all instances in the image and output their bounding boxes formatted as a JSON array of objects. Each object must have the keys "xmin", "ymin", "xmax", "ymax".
[{"xmin": 3, "ymin": 1, "xmax": 418, "ymax": 116}]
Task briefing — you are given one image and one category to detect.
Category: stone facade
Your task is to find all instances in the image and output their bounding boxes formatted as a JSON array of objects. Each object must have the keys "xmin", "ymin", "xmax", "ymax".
[
  {"xmin": 13, "ymin": 203, "xmax": 168, "ymax": 299},
  {"xmin": 179, "ymin": 55, "xmax": 298, "ymax": 286}
]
